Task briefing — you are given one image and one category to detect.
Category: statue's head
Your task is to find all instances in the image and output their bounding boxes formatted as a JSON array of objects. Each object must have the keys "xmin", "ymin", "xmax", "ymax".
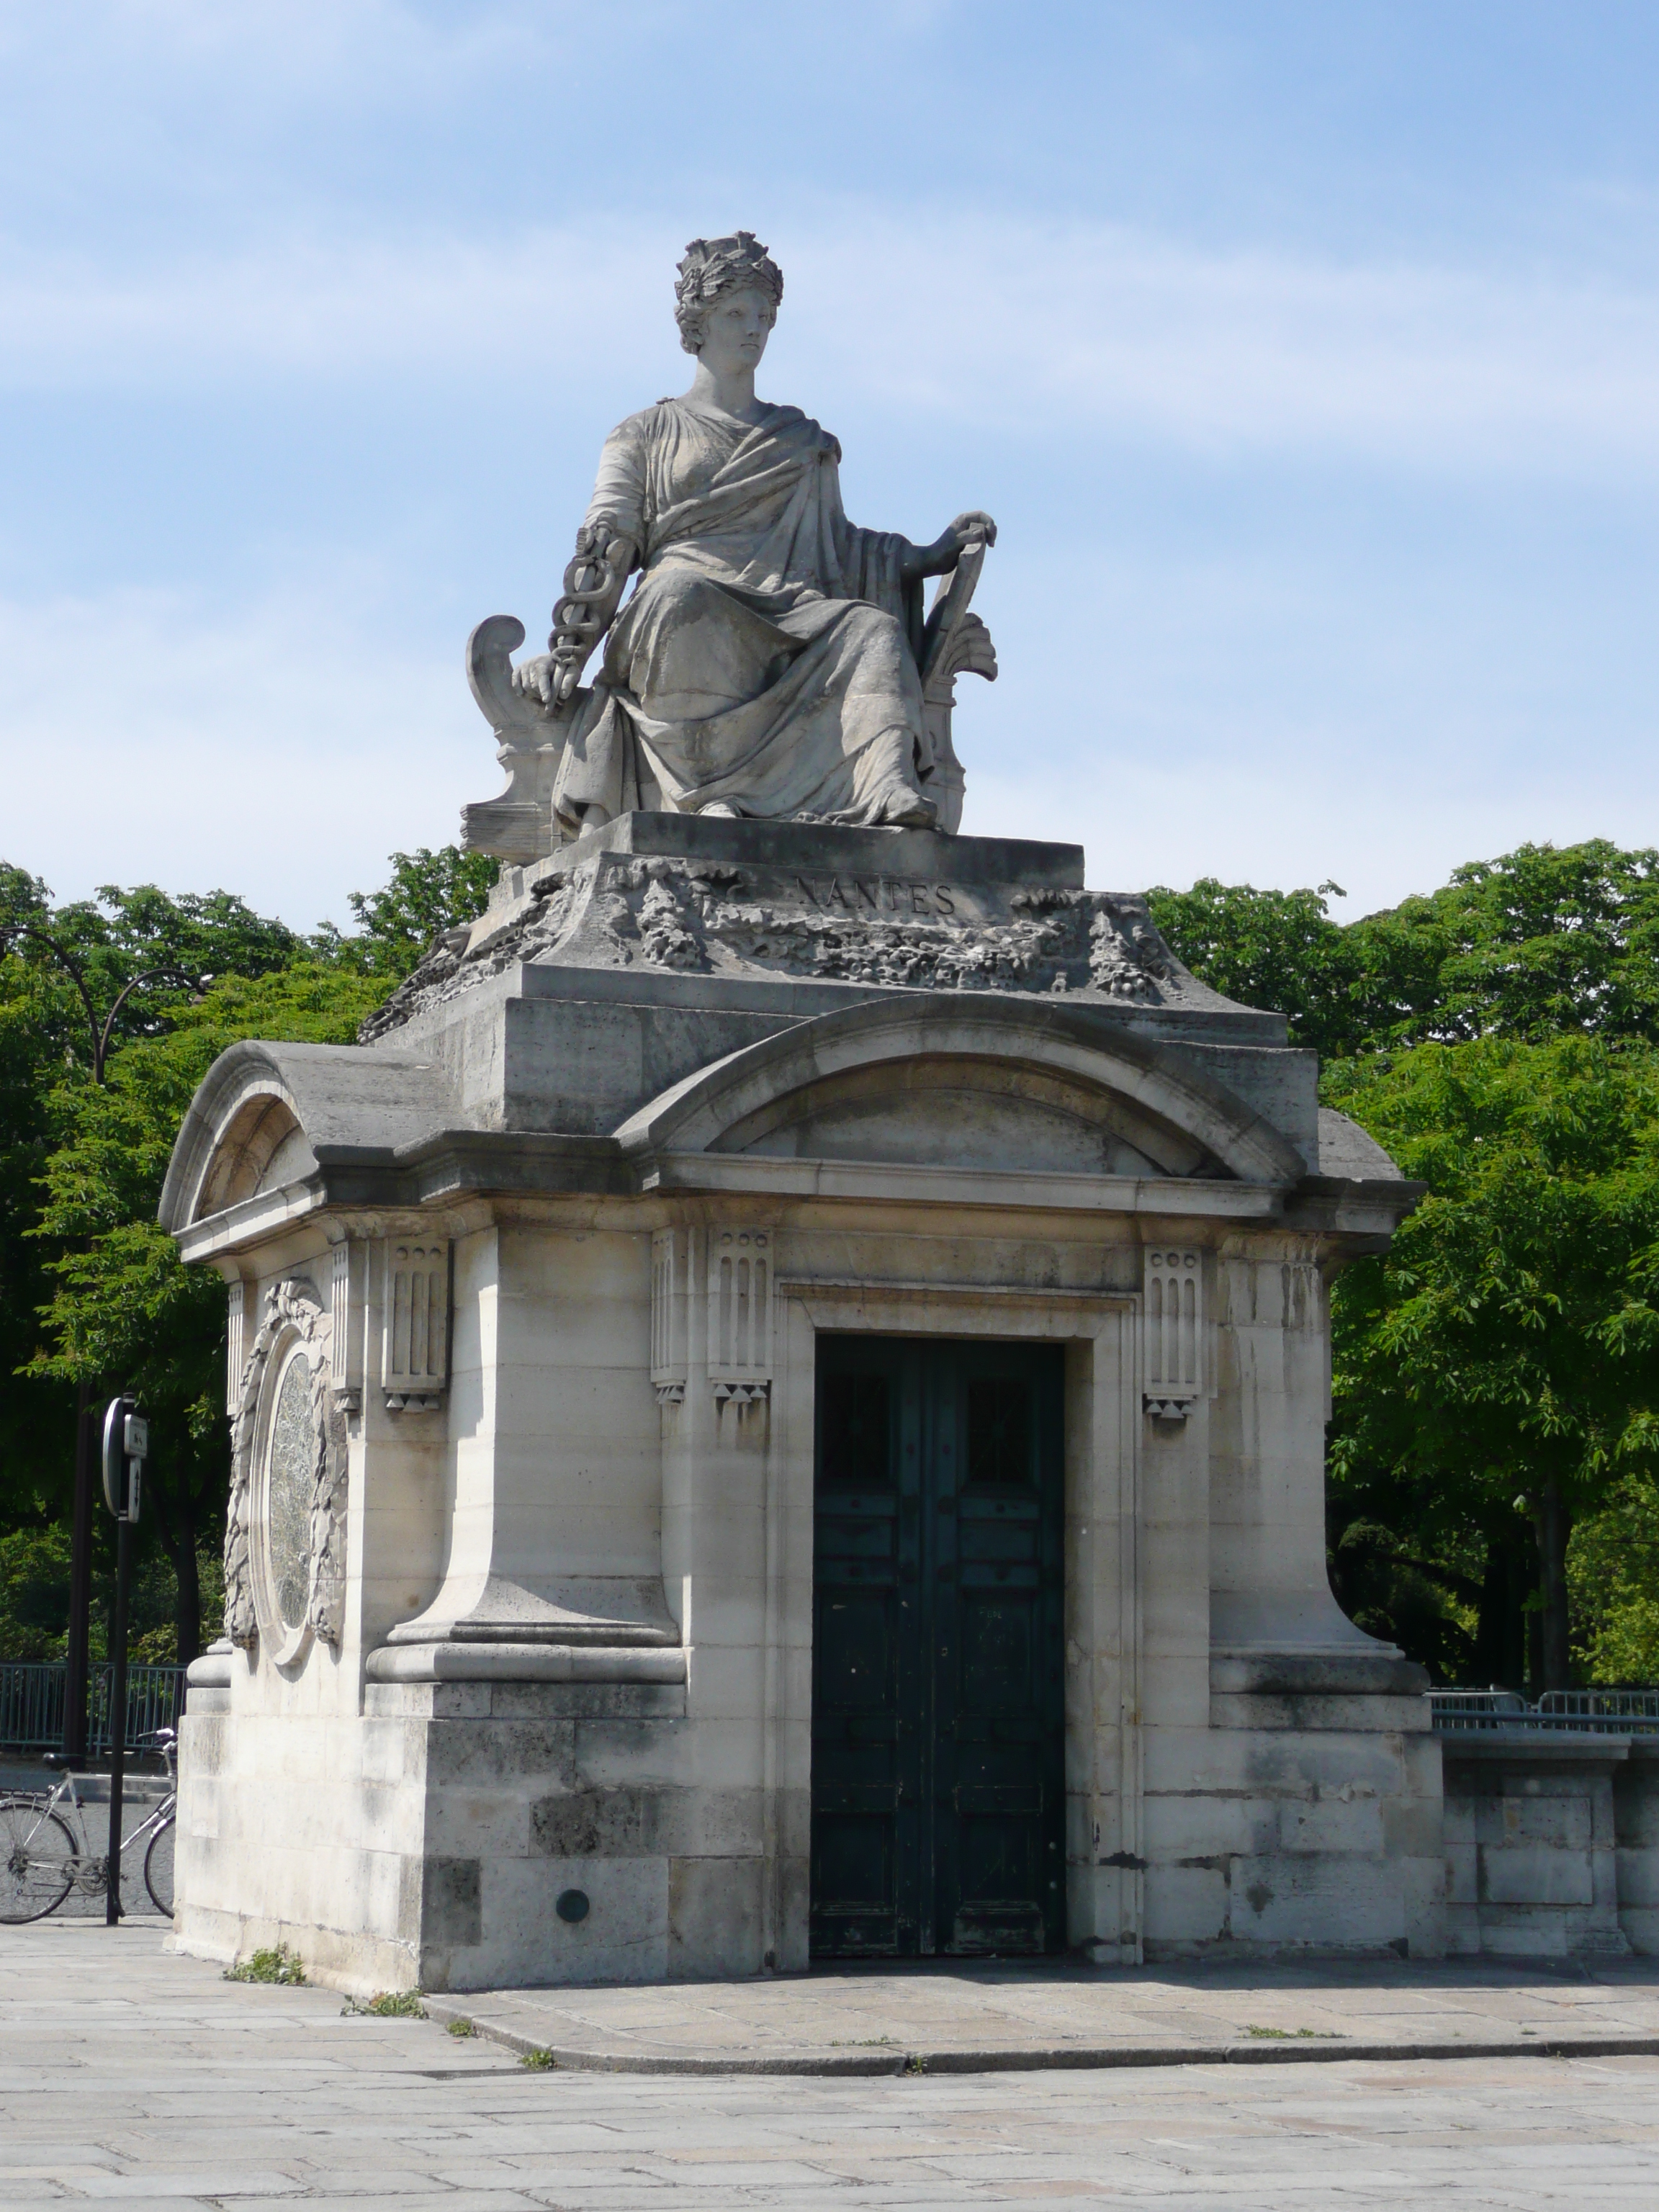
[{"xmin": 675, "ymin": 231, "xmax": 784, "ymax": 358}]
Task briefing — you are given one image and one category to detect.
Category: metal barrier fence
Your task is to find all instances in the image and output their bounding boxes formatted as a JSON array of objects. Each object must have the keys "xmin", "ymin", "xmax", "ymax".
[
  {"xmin": 1431, "ymin": 1687, "xmax": 1659, "ymax": 1734},
  {"xmin": 0, "ymin": 1661, "xmax": 187, "ymax": 1754}
]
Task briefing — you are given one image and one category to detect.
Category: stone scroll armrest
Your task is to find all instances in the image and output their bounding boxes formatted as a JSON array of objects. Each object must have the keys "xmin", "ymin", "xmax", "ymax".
[
  {"xmin": 459, "ymin": 516, "xmax": 639, "ymax": 863},
  {"xmin": 459, "ymin": 616, "xmax": 585, "ymax": 866},
  {"xmin": 916, "ymin": 538, "xmax": 998, "ymax": 837}
]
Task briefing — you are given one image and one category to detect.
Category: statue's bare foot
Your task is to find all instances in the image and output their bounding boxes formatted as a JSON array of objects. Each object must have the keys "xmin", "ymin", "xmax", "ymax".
[{"xmin": 877, "ymin": 791, "xmax": 938, "ymax": 830}]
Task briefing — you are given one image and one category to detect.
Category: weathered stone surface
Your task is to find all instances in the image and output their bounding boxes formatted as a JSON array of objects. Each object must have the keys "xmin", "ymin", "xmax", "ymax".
[
  {"xmin": 1443, "ymin": 1737, "xmax": 1635, "ymax": 1959},
  {"xmin": 363, "ymin": 814, "xmax": 1233, "ymax": 1046},
  {"xmin": 163, "ymin": 830, "xmax": 1437, "ymax": 1990}
]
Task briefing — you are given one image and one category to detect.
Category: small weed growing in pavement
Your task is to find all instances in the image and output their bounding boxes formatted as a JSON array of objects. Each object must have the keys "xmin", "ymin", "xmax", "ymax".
[
  {"xmin": 519, "ymin": 2046, "xmax": 557, "ymax": 2071},
  {"xmin": 902, "ymin": 2053, "xmax": 927, "ymax": 2075},
  {"xmin": 1241, "ymin": 2024, "xmax": 1338, "ymax": 2040},
  {"xmin": 342, "ymin": 1990, "xmax": 426, "ymax": 2018},
  {"xmin": 225, "ymin": 1946, "xmax": 306, "ymax": 1986},
  {"xmin": 446, "ymin": 2018, "xmax": 477, "ymax": 2038}
]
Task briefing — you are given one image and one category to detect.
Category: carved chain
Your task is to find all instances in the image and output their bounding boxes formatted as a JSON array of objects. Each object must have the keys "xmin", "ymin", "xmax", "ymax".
[{"xmin": 547, "ymin": 514, "xmax": 637, "ymax": 696}]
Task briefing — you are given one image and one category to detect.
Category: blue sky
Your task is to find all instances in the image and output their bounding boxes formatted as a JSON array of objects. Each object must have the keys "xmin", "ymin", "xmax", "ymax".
[{"xmin": 4, "ymin": 0, "xmax": 1658, "ymax": 929}]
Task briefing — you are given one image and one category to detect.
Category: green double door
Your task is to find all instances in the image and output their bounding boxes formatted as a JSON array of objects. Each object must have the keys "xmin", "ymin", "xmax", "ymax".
[{"xmin": 809, "ymin": 1334, "xmax": 1066, "ymax": 1959}]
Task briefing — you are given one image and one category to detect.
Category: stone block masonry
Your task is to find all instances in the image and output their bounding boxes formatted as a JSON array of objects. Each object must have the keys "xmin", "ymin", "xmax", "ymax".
[{"xmin": 162, "ymin": 813, "xmax": 1431, "ymax": 1991}]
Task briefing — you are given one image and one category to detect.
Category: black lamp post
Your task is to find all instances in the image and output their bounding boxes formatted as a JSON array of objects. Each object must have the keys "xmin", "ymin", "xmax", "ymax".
[
  {"xmin": 99, "ymin": 1393, "xmax": 147, "ymax": 1924},
  {"xmin": 0, "ymin": 915, "xmax": 204, "ymax": 1766}
]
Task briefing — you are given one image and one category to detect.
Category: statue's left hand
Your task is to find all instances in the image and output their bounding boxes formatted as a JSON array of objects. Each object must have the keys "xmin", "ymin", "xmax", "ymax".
[
  {"xmin": 905, "ymin": 511, "xmax": 997, "ymax": 580},
  {"xmin": 943, "ymin": 511, "xmax": 997, "ymax": 555}
]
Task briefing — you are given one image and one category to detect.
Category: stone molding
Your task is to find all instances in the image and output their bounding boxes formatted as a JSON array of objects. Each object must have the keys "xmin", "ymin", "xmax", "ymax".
[
  {"xmin": 367, "ymin": 858, "xmax": 1206, "ymax": 1040},
  {"xmin": 328, "ymin": 1239, "xmax": 364, "ymax": 1412},
  {"xmin": 364, "ymin": 1641, "xmax": 688, "ymax": 1686},
  {"xmin": 224, "ymin": 1277, "xmax": 256, "ymax": 1417},
  {"xmin": 158, "ymin": 1038, "xmax": 462, "ymax": 1235},
  {"xmin": 382, "ymin": 1236, "xmax": 451, "ymax": 1411},
  {"xmin": 708, "ymin": 1228, "xmax": 772, "ymax": 1395},
  {"xmin": 652, "ymin": 1223, "xmax": 775, "ymax": 1405},
  {"xmin": 613, "ymin": 997, "xmax": 1310, "ymax": 1187},
  {"xmin": 1143, "ymin": 1246, "xmax": 1202, "ymax": 1422}
]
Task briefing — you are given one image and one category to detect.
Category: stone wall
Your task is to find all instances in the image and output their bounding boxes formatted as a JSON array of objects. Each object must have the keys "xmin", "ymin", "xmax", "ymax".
[{"xmin": 1442, "ymin": 1735, "xmax": 1658, "ymax": 1959}]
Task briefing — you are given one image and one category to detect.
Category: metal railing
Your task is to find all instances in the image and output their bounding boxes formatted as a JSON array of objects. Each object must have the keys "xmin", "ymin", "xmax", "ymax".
[
  {"xmin": 0, "ymin": 1661, "xmax": 187, "ymax": 1755},
  {"xmin": 1539, "ymin": 1688, "xmax": 1659, "ymax": 1726},
  {"xmin": 1431, "ymin": 1687, "xmax": 1659, "ymax": 1735}
]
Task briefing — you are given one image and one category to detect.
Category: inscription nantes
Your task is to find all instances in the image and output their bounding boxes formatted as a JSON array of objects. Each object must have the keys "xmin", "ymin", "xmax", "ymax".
[{"xmin": 794, "ymin": 874, "xmax": 961, "ymax": 919}]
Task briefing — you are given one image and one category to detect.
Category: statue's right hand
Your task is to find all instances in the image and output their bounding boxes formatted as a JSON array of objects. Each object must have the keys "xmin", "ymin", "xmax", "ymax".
[
  {"xmin": 516, "ymin": 654, "xmax": 588, "ymax": 712},
  {"xmin": 515, "ymin": 650, "xmax": 586, "ymax": 713},
  {"xmin": 512, "ymin": 654, "xmax": 558, "ymax": 709}
]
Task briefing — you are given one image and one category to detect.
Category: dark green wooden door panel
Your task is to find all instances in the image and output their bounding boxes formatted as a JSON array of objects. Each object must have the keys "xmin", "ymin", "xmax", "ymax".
[{"xmin": 809, "ymin": 1334, "xmax": 1065, "ymax": 1959}]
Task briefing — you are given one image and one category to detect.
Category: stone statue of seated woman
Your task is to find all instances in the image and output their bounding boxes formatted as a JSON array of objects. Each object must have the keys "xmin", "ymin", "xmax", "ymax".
[{"xmin": 461, "ymin": 233, "xmax": 997, "ymax": 861}]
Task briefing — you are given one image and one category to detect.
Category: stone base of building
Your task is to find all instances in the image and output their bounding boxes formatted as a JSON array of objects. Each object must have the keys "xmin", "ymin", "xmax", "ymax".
[
  {"xmin": 179, "ymin": 1662, "xmax": 1444, "ymax": 1993},
  {"xmin": 163, "ymin": 814, "xmax": 1440, "ymax": 1990},
  {"xmin": 179, "ymin": 1662, "xmax": 767, "ymax": 1992},
  {"xmin": 1140, "ymin": 1655, "xmax": 1445, "ymax": 1961}
]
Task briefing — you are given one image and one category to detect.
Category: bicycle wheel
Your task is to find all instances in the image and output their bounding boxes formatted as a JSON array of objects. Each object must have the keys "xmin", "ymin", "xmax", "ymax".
[
  {"xmin": 144, "ymin": 1815, "xmax": 176, "ymax": 1917},
  {"xmin": 0, "ymin": 1796, "xmax": 76, "ymax": 1923}
]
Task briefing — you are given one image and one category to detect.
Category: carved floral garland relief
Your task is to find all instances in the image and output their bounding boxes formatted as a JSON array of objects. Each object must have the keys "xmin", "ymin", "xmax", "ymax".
[{"xmin": 225, "ymin": 1277, "xmax": 349, "ymax": 1661}]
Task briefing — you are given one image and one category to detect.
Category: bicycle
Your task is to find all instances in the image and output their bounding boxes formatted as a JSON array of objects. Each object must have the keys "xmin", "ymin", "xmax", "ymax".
[{"xmin": 0, "ymin": 1726, "xmax": 177, "ymax": 1923}]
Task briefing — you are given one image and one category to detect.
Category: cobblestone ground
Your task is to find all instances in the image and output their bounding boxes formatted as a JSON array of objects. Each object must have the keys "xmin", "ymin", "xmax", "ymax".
[{"xmin": 3, "ymin": 1925, "xmax": 1658, "ymax": 2209}]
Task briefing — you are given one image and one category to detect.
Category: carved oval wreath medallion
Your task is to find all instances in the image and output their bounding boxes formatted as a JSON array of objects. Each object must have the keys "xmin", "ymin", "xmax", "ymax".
[{"xmin": 225, "ymin": 1277, "xmax": 348, "ymax": 1667}]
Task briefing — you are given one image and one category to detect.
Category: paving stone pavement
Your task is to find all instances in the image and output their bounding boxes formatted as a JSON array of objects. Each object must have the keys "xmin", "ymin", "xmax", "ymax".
[
  {"xmin": 425, "ymin": 1951, "xmax": 1659, "ymax": 2074},
  {"xmin": 4, "ymin": 1926, "xmax": 1659, "ymax": 2208}
]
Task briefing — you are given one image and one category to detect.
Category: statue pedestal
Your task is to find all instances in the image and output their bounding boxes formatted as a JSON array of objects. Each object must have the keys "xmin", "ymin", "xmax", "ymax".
[{"xmin": 163, "ymin": 817, "xmax": 1442, "ymax": 1991}]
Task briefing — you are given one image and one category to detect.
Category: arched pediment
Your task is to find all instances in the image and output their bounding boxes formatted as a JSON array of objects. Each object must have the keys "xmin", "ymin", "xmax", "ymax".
[
  {"xmin": 158, "ymin": 1040, "xmax": 463, "ymax": 1233},
  {"xmin": 711, "ymin": 1053, "xmax": 1219, "ymax": 1178},
  {"xmin": 197, "ymin": 1094, "xmax": 318, "ymax": 1218},
  {"xmin": 614, "ymin": 998, "xmax": 1308, "ymax": 1187}
]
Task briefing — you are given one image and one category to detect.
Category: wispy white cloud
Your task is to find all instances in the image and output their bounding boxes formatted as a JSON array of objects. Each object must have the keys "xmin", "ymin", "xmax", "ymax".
[
  {"xmin": 795, "ymin": 217, "xmax": 1659, "ymax": 475},
  {"xmin": 5, "ymin": 510, "xmax": 1645, "ymax": 927},
  {"xmin": 0, "ymin": 0, "xmax": 548, "ymax": 104},
  {"xmin": 966, "ymin": 747, "xmax": 1636, "ymax": 924},
  {"xmin": 0, "ymin": 580, "xmax": 488, "ymax": 929},
  {"xmin": 4, "ymin": 210, "xmax": 1658, "ymax": 480}
]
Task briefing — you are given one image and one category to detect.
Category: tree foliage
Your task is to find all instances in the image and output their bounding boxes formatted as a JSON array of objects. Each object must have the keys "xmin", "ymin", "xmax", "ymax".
[
  {"xmin": 1150, "ymin": 839, "xmax": 1659, "ymax": 1061},
  {"xmin": 24, "ymin": 963, "xmax": 383, "ymax": 1660},
  {"xmin": 1323, "ymin": 1038, "xmax": 1659, "ymax": 1686},
  {"xmin": 1154, "ymin": 841, "xmax": 1659, "ymax": 1688},
  {"xmin": 328, "ymin": 845, "xmax": 498, "ymax": 980},
  {"xmin": 0, "ymin": 845, "xmax": 496, "ymax": 1662},
  {"xmin": 1568, "ymin": 1474, "xmax": 1659, "ymax": 1683}
]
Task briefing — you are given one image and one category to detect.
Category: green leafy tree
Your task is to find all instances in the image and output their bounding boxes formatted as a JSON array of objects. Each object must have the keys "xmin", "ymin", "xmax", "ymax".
[
  {"xmin": 1325, "ymin": 1035, "xmax": 1659, "ymax": 1689},
  {"xmin": 1568, "ymin": 1474, "xmax": 1659, "ymax": 1683},
  {"xmin": 0, "ymin": 866, "xmax": 301, "ymax": 1533},
  {"xmin": 324, "ymin": 845, "xmax": 498, "ymax": 981},
  {"xmin": 0, "ymin": 879, "xmax": 76, "ymax": 1527},
  {"xmin": 1362, "ymin": 840, "xmax": 1659, "ymax": 1047},
  {"xmin": 0, "ymin": 1524, "xmax": 73, "ymax": 1662},
  {"xmin": 1153, "ymin": 840, "xmax": 1659, "ymax": 1059},
  {"xmin": 1146, "ymin": 878, "xmax": 1362, "ymax": 1056},
  {"xmin": 25, "ymin": 964, "xmax": 385, "ymax": 1659},
  {"xmin": 1, "ymin": 842, "xmax": 495, "ymax": 1661}
]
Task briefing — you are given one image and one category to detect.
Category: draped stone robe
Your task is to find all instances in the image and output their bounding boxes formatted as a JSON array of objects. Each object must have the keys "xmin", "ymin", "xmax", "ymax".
[{"xmin": 552, "ymin": 398, "xmax": 936, "ymax": 835}]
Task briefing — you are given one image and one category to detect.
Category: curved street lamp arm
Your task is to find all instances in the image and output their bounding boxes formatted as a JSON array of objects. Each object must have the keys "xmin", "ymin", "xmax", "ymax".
[
  {"xmin": 1, "ymin": 921, "xmax": 208, "ymax": 1084},
  {"xmin": 94, "ymin": 967, "xmax": 212, "ymax": 1084}
]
